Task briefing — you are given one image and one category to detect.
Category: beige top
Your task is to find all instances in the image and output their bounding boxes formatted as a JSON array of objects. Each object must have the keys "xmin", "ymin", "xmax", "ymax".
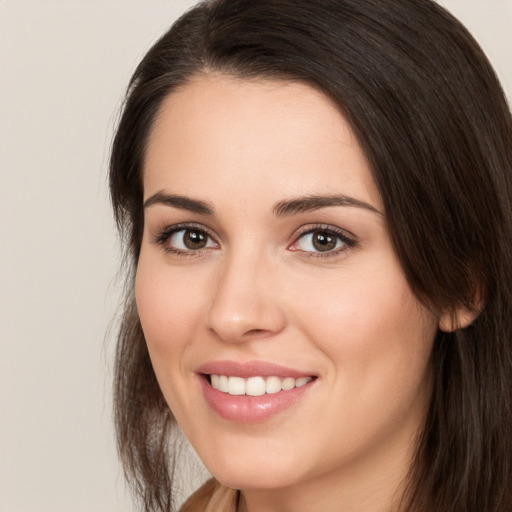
[{"xmin": 180, "ymin": 479, "xmax": 239, "ymax": 512}]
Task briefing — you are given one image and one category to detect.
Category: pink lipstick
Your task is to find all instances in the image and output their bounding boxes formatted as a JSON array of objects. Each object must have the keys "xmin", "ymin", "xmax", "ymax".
[{"xmin": 197, "ymin": 361, "xmax": 317, "ymax": 423}]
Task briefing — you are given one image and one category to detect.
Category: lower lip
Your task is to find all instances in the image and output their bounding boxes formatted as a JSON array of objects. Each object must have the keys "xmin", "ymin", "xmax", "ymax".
[{"xmin": 199, "ymin": 375, "xmax": 315, "ymax": 423}]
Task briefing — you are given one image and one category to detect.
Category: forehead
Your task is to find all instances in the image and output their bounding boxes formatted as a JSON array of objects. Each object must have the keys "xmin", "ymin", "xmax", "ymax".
[{"xmin": 143, "ymin": 74, "xmax": 382, "ymax": 212}]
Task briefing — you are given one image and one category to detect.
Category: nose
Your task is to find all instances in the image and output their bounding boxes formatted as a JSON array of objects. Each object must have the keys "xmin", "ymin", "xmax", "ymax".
[{"xmin": 206, "ymin": 250, "xmax": 286, "ymax": 343}]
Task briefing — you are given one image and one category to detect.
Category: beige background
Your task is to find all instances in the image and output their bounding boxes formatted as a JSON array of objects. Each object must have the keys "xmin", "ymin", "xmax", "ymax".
[{"xmin": 0, "ymin": 1, "xmax": 510, "ymax": 511}]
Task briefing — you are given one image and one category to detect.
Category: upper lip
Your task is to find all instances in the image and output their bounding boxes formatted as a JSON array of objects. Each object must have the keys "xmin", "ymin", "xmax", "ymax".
[{"xmin": 196, "ymin": 360, "xmax": 316, "ymax": 379}]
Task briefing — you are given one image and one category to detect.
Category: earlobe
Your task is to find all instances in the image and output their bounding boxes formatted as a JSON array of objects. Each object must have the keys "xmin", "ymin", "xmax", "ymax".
[
  {"xmin": 438, "ymin": 307, "xmax": 480, "ymax": 332},
  {"xmin": 438, "ymin": 282, "xmax": 486, "ymax": 333}
]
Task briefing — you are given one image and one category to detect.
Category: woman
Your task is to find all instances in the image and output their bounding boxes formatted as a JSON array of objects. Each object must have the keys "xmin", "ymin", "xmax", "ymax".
[{"xmin": 109, "ymin": 0, "xmax": 512, "ymax": 511}]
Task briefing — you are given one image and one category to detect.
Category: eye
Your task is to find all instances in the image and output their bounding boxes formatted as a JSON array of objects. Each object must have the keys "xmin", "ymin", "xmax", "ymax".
[
  {"xmin": 290, "ymin": 227, "xmax": 354, "ymax": 255},
  {"xmin": 157, "ymin": 226, "xmax": 218, "ymax": 253}
]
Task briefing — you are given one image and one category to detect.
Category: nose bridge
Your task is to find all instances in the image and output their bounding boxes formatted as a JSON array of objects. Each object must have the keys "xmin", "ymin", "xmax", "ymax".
[{"xmin": 206, "ymin": 244, "xmax": 285, "ymax": 342}]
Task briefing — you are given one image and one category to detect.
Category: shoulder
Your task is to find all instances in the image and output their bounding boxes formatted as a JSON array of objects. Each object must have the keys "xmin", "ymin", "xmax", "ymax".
[{"xmin": 180, "ymin": 479, "xmax": 239, "ymax": 512}]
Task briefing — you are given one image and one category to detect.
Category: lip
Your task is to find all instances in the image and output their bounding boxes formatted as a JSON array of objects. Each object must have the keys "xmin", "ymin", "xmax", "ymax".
[
  {"xmin": 196, "ymin": 360, "xmax": 317, "ymax": 423},
  {"xmin": 196, "ymin": 360, "xmax": 315, "ymax": 379}
]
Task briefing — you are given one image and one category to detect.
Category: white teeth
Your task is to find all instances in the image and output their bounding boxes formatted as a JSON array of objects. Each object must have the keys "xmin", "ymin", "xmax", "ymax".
[
  {"xmin": 246, "ymin": 376, "xmax": 266, "ymax": 396},
  {"xmin": 218, "ymin": 375, "xmax": 229, "ymax": 392},
  {"xmin": 265, "ymin": 376, "xmax": 282, "ymax": 394},
  {"xmin": 210, "ymin": 375, "xmax": 313, "ymax": 395},
  {"xmin": 295, "ymin": 377, "xmax": 310, "ymax": 388},
  {"xmin": 228, "ymin": 376, "xmax": 246, "ymax": 395},
  {"xmin": 281, "ymin": 377, "xmax": 296, "ymax": 391}
]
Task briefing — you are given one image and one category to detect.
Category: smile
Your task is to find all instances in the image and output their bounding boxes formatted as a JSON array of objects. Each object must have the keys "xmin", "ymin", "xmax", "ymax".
[
  {"xmin": 196, "ymin": 362, "xmax": 317, "ymax": 423},
  {"xmin": 209, "ymin": 375, "xmax": 313, "ymax": 396}
]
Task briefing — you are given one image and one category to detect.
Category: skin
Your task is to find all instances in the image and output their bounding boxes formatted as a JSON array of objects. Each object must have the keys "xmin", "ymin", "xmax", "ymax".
[{"xmin": 136, "ymin": 74, "xmax": 444, "ymax": 512}]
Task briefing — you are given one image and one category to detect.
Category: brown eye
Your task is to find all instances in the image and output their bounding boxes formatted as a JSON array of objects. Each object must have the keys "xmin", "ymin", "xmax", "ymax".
[
  {"xmin": 183, "ymin": 229, "xmax": 208, "ymax": 249},
  {"xmin": 168, "ymin": 228, "xmax": 216, "ymax": 251},
  {"xmin": 293, "ymin": 228, "xmax": 352, "ymax": 254},
  {"xmin": 311, "ymin": 231, "xmax": 337, "ymax": 252}
]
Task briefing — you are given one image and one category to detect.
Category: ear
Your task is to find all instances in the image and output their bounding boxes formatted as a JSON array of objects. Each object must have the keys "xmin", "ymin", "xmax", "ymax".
[
  {"xmin": 438, "ymin": 306, "xmax": 480, "ymax": 332},
  {"xmin": 438, "ymin": 286, "xmax": 485, "ymax": 332}
]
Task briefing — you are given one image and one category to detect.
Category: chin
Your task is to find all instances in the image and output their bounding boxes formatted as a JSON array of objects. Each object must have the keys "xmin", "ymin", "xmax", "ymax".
[
  {"xmin": 215, "ymin": 470, "xmax": 300, "ymax": 492},
  {"xmin": 202, "ymin": 449, "xmax": 305, "ymax": 491}
]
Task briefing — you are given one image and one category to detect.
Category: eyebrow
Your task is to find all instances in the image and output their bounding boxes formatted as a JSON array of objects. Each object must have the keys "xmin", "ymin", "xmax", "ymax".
[
  {"xmin": 144, "ymin": 192, "xmax": 215, "ymax": 215},
  {"xmin": 273, "ymin": 195, "xmax": 382, "ymax": 217},
  {"xmin": 143, "ymin": 191, "xmax": 382, "ymax": 217}
]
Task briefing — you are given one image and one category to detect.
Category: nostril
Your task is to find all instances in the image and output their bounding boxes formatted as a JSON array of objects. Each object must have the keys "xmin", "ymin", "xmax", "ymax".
[
  {"xmin": 206, "ymin": 297, "xmax": 287, "ymax": 343},
  {"xmin": 242, "ymin": 328, "xmax": 277, "ymax": 340}
]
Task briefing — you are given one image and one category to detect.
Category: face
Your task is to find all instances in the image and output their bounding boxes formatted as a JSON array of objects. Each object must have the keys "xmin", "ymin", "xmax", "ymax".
[{"xmin": 136, "ymin": 75, "xmax": 438, "ymax": 494}]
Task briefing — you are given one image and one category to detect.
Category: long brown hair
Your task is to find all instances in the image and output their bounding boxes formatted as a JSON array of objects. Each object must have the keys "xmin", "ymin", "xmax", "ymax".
[{"xmin": 109, "ymin": 1, "xmax": 512, "ymax": 510}]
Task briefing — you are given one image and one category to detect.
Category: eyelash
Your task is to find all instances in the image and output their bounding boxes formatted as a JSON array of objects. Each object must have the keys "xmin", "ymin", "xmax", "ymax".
[
  {"xmin": 291, "ymin": 224, "xmax": 357, "ymax": 258},
  {"xmin": 153, "ymin": 223, "xmax": 218, "ymax": 258},
  {"xmin": 152, "ymin": 223, "xmax": 357, "ymax": 258}
]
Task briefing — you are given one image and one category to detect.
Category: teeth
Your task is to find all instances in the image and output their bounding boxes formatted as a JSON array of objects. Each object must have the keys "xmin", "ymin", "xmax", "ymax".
[
  {"xmin": 246, "ymin": 376, "xmax": 266, "ymax": 396},
  {"xmin": 281, "ymin": 377, "xmax": 296, "ymax": 391},
  {"xmin": 218, "ymin": 375, "xmax": 229, "ymax": 392},
  {"xmin": 295, "ymin": 377, "xmax": 311, "ymax": 388},
  {"xmin": 210, "ymin": 375, "xmax": 313, "ymax": 396},
  {"xmin": 265, "ymin": 376, "xmax": 282, "ymax": 394},
  {"xmin": 228, "ymin": 376, "xmax": 245, "ymax": 395}
]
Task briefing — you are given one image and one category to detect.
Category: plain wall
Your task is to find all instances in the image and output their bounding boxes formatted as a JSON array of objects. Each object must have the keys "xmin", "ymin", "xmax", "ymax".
[{"xmin": 0, "ymin": 1, "xmax": 510, "ymax": 511}]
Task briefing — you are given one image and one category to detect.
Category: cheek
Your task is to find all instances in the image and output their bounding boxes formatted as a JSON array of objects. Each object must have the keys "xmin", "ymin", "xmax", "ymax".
[
  {"xmin": 293, "ymin": 253, "xmax": 437, "ymax": 387},
  {"xmin": 134, "ymin": 256, "xmax": 205, "ymax": 371},
  {"xmin": 134, "ymin": 257, "xmax": 210, "ymax": 422},
  {"xmin": 288, "ymin": 259, "xmax": 437, "ymax": 464}
]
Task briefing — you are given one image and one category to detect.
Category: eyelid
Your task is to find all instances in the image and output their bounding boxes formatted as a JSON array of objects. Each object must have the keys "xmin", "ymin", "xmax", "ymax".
[
  {"xmin": 152, "ymin": 222, "xmax": 219, "ymax": 254},
  {"xmin": 288, "ymin": 224, "xmax": 357, "ymax": 256},
  {"xmin": 151, "ymin": 221, "xmax": 356, "ymax": 258}
]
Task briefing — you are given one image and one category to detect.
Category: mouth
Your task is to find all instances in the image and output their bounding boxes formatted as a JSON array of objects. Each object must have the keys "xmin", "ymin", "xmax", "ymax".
[
  {"xmin": 196, "ymin": 361, "xmax": 318, "ymax": 423},
  {"xmin": 206, "ymin": 374, "xmax": 314, "ymax": 396}
]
